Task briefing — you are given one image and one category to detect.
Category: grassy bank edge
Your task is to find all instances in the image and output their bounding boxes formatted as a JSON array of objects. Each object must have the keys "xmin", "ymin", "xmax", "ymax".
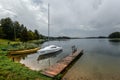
[
  {"xmin": 0, "ymin": 53, "xmax": 52, "ymax": 80},
  {"xmin": 0, "ymin": 39, "xmax": 52, "ymax": 80}
]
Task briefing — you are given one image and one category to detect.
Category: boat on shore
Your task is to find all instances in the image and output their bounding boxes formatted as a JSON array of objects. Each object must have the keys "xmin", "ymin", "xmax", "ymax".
[{"xmin": 9, "ymin": 47, "xmax": 40, "ymax": 55}]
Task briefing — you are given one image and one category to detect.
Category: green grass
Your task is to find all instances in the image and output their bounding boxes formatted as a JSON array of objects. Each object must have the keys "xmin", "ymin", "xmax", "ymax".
[
  {"xmin": 0, "ymin": 39, "xmax": 20, "ymax": 51},
  {"xmin": 0, "ymin": 55, "xmax": 52, "ymax": 80},
  {"xmin": 0, "ymin": 39, "xmax": 52, "ymax": 80},
  {"xmin": 0, "ymin": 39, "xmax": 45, "ymax": 51}
]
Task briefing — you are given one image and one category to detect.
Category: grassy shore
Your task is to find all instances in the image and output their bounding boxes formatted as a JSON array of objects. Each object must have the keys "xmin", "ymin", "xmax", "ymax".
[
  {"xmin": 0, "ymin": 39, "xmax": 52, "ymax": 80},
  {"xmin": 0, "ymin": 55, "xmax": 52, "ymax": 80},
  {"xmin": 0, "ymin": 39, "xmax": 45, "ymax": 51}
]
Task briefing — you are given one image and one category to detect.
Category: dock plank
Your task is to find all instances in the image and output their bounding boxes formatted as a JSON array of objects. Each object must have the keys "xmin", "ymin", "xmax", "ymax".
[{"xmin": 41, "ymin": 49, "xmax": 83, "ymax": 77}]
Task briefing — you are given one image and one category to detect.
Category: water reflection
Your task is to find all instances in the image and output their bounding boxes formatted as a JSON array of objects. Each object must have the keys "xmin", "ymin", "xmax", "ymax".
[
  {"xmin": 8, "ymin": 48, "xmax": 63, "ymax": 70},
  {"xmin": 109, "ymin": 39, "xmax": 120, "ymax": 42},
  {"xmin": 8, "ymin": 53, "xmax": 35, "ymax": 62},
  {"xmin": 37, "ymin": 50, "xmax": 63, "ymax": 61}
]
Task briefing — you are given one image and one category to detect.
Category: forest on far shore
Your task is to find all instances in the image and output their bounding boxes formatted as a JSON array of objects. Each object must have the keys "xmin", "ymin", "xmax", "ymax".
[{"xmin": 108, "ymin": 32, "xmax": 120, "ymax": 38}]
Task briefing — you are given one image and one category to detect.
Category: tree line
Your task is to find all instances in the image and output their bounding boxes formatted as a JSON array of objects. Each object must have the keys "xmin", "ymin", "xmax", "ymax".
[
  {"xmin": 0, "ymin": 17, "xmax": 44, "ymax": 42},
  {"xmin": 108, "ymin": 32, "xmax": 120, "ymax": 38}
]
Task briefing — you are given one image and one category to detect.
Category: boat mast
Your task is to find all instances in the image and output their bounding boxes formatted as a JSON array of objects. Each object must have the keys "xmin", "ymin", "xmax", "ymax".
[
  {"xmin": 48, "ymin": 4, "xmax": 50, "ymax": 41},
  {"xmin": 48, "ymin": 4, "xmax": 51, "ymax": 66}
]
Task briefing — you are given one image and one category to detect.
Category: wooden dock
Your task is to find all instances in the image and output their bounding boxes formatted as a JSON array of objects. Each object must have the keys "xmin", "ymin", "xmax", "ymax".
[{"xmin": 41, "ymin": 49, "xmax": 83, "ymax": 77}]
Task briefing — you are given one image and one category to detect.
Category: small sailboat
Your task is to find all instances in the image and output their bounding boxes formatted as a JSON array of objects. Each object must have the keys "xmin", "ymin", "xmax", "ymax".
[
  {"xmin": 37, "ymin": 47, "xmax": 62, "ymax": 60},
  {"xmin": 37, "ymin": 4, "xmax": 62, "ymax": 55},
  {"xmin": 37, "ymin": 45, "xmax": 62, "ymax": 55}
]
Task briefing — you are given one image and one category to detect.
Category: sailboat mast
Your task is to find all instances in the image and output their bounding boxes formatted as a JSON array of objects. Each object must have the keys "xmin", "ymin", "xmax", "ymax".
[{"xmin": 48, "ymin": 4, "xmax": 50, "ymax": 41}]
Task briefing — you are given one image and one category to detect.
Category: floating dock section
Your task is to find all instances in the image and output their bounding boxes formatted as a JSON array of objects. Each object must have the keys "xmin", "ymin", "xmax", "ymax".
[{"xmin": 41, "ymin": 49, "xmax": 83, "ymax": 77}]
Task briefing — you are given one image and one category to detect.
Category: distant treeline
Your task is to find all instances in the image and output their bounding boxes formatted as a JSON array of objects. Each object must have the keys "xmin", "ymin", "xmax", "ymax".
[
  {"xmin": 0, "ymin": 17, "xmax": 45, "ymax": 41},
  {"xmin": 108, "ymin": 32, "xmax": 120, "ymax": 38},
  {"xmin": 49, "ymin": 36, "xmax": 71, "ymax": 40}
]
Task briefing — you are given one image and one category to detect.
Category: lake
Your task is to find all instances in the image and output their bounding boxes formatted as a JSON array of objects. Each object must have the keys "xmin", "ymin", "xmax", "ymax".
[{"xmin": 9, "ymin": 39, "xmax": 120, "ymax": 80}]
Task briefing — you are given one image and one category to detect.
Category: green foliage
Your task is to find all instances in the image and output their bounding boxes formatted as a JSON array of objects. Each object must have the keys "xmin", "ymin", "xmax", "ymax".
[
  {"xmin": 0, "ymin": 51, "xmax": 8, "ymax": 56},
  {"xmin": 34, "ymin": 29, "xmax": 40, "ymax": 40},
  {"xmin": 0, "ymin": 26, "xmax": 5, "ymax": 38},
  {"xmin": 0, "ymin": 17, "xmax": 45, "ymax": 41},
  {"xmin": 54, "ymin": 74, "xmax": 63, "ymax": 80},
  {"xmin": 20, "ymin": 27, "xmax": 29, "ymax": 42},
  {"xmin": 13, "ymin": 21, "xmax": 21, "ymax": 39},
  {"xmin": 27, "ymin": 30, "xmax": 36, "ymax": 40},
  {"xmin": 0, "ymin": 17, "xmax": 14, "ymax": 40},
  {"xmin": 109, "ymin": 32, "xmax": 120, "ymax": 38},
  {"xmin": 29, "ymin": 40, "xmax": 45, "ymax": 45},
  {"xmin": 0, "ymin": 39, "xmax": 42, "ymax": 52}
]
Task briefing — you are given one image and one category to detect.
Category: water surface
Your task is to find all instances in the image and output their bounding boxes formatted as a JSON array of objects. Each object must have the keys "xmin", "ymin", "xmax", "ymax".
[{"xmin": 9, "ymin": 39, "xmax": 120, "ymax": 80}]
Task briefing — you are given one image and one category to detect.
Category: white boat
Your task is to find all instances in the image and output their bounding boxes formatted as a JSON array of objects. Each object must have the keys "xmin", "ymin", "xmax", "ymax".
[{"xmin": 37, "ymin": 45, "xmax": 62, "ymax": 55}]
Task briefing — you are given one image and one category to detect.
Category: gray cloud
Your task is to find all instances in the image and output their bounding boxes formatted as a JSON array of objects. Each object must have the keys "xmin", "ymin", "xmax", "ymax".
[
  {"xmin": 0, "ymin": 0, "xmax": 120, "ymax": 37},
  {"xmin": 0, "ymin": 0, "xmax": 48, "ymax": 34}
]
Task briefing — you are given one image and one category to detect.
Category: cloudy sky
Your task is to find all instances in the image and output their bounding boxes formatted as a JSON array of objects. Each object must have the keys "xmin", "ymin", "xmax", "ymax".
[{"xmin": 0, "ymin": 0, "xmax": 120, "ymax": 37}]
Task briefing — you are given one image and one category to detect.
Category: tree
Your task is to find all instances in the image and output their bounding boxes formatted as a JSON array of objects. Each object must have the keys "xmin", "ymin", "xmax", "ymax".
[
  {"xmin": 0, "ymin": 26, "xmax": 5, "ymax": 38},
  {"xmin": 28, "ymin": 30, "xmax": 35, "ymax": 40},
  {"xmin": 108, "ymin": 32, "xmax": 120, "ymax": 38},
  {"xmin": 34, "ymin": 29, "xmax": 40, "ymax": 39},
  {"xmin": 20, "ymin": 27, "xmax": 29, "ymax": 42},
  {"xmin": 1, "ymin": 18, "xmax": 14, "ymax": 40},
  {"xmin": 13, "ymin": 21, "xmax": 21, "ymax": 39},
  {"xmin": 39, "ymin": 34, "xmax": 45, "ymax": 39},
  {"xmin": 0, "ymin": 17, "xmax": 45, "ymax": 41}
]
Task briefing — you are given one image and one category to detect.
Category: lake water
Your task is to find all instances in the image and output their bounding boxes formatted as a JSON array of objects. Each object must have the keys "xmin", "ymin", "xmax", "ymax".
[{"xmin": 9, "ymin": 39, "xmax": 120, "ymax": 80}]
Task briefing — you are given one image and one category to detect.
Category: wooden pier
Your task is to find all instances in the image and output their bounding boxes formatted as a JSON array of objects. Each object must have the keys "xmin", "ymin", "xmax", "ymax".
[{"xmin": 41, "ymin": 49, "xmax": 83, "ymax": 77}]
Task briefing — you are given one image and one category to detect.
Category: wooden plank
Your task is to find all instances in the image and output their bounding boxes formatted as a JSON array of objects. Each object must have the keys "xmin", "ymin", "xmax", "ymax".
[{"xmin": 41, "ymin": 49, "xmax": 83, "ymax": 77}]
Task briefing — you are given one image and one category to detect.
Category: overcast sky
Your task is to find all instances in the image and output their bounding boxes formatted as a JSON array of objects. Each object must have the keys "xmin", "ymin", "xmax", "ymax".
[{"xmin": 0, "ymin": 0, "xmax": 120, "ymax": 37}]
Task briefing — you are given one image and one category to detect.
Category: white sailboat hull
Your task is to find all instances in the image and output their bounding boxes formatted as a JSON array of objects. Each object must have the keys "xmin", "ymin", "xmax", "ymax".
[{"xmin": 37, "ymin": 45, "xmax": 62, "ymax": 55}]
